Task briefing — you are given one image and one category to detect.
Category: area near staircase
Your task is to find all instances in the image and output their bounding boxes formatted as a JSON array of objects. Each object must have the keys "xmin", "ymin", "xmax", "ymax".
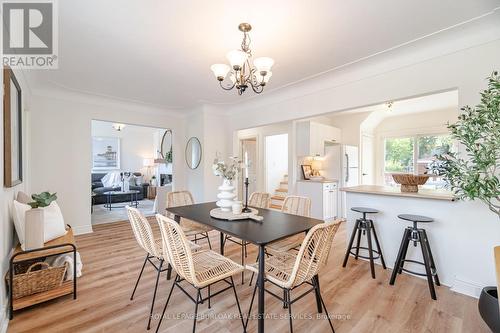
[{"xmin": 270, "ymin": 174, "xmax": 288, "ymax": 210}]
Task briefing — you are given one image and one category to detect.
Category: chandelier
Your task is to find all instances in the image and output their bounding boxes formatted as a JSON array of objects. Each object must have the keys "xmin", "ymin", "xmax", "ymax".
[{"xmin": 210, "ymin": 23, "xmax": 274, "ymax": 95}]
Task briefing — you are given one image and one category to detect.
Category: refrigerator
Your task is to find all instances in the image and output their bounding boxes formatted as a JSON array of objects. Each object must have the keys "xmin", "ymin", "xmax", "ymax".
[{"xmin": 322, "ymin": 144, "xmax": 360, "ymax": 218}]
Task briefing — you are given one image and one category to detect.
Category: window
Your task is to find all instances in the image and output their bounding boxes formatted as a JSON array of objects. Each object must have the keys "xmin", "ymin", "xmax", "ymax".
[{"xmin": 384, "ymin": 134, "xmax": 452, "ymax": 188}]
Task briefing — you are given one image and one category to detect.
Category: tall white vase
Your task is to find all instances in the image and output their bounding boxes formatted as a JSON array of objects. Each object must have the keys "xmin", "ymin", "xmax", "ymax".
[{"xmin": 216, "ymin": 178, "xmax": 236, "ymax": 212}]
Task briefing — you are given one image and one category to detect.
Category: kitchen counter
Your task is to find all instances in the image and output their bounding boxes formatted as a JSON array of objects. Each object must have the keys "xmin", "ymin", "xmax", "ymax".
[{"xmin": 341, "ymin": 185, "xmax": 455, "ymax": 201}]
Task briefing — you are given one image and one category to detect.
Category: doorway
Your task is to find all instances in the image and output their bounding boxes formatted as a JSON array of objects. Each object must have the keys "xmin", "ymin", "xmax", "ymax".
[
  {"xmin": 239, "ymin": 138, "xmax": 257, "ymax": 200},
  {"xmin": 265, "ymin": 134, "xmax": 288, "ymax": 194}
]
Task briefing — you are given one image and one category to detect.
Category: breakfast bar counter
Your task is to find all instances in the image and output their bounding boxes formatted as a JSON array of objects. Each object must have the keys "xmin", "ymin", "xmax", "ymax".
[{"xmin": 341, "ymin": 185, "xmax": 455, "ymax": 201}]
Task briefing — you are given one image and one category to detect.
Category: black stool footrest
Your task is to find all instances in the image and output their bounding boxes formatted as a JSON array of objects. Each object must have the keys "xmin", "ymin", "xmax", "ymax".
[
  {"xmin": 400, "ymin": 259, "xmax": 438, "ymax": 277},
  {"xmin": 349, "ymin": 246, "xmax": 381, "ymax": 260}
]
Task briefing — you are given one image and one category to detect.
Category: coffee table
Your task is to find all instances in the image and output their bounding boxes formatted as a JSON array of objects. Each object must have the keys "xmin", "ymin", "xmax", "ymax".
[{"xmin": 103, "ymin": 190, "xmax": 140, "ymax": 210}]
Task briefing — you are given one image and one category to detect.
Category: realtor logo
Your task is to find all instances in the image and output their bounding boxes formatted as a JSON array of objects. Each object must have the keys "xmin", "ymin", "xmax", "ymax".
[{"xmin": 2, "ymin": 0, "xmax": 58, "ymax": 69}]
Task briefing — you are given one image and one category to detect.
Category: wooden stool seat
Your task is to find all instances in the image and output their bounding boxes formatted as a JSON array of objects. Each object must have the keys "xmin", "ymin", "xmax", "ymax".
[{"xmin": 398, "ymin": 214, "xmax": 434, "ymax": 223}]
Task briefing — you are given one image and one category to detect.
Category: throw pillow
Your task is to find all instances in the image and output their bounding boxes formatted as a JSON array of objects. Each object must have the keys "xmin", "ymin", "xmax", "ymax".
[
  {"xmin": 12, "ymin": 200, "xmax": 31, "ymax": 247},
  {"xmin": 16, "ymin": 191, "xmax": 31, "ymax": 204},
  {"xmin": 135, "ymin": 175, "xmax": 144, "ymax": 185},
  {"xmin": 43, "ymin": 202, "xmax": 67, "ymax": 242}
]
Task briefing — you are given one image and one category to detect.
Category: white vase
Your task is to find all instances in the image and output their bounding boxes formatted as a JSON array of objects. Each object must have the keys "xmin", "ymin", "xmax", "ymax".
[
  {"xmin": 216, "ymin": 178, "xmax": 236, "ymax": 212},
  {"xmin": 24, "ymin": 208, "xmax": 45, "ymax": 250}
]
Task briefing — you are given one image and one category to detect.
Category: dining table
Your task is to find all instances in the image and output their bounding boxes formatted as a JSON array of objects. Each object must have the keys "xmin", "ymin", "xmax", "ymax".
[{"xmin": 166, "ymin": 201, "xmax": 323, "ymax": 333}]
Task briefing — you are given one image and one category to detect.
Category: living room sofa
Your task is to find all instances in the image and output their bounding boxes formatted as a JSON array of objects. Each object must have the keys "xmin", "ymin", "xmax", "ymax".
[{"xmin": 92, "ymin": 173, "xmax": 149, "ymax": 205}]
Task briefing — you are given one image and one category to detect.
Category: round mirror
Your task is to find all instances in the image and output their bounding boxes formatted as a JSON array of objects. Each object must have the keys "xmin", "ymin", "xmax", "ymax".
[
  {"xmin": 160, "ymin": 129, "xmax": 173, "ymax": 163},
  {"xmin": 185, "ymin": 137, "xmax": 202, "ymax": 169}
]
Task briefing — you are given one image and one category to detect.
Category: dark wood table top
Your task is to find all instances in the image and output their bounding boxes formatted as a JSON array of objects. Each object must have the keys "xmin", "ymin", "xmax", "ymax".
[{"xmin": 166, "ymin": 202, "xmax": 323, "ymax": 246}]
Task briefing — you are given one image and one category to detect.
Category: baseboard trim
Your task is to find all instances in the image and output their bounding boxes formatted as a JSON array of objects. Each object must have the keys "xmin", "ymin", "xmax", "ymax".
[
  {"xmin": 0, "ymin": 305, "xmax": 9, "ymax": 333},
  {"xmin": 72, "ymin": 224, "xmax": 93, "ymax": 235},
  {"xmin": 451, "ymin": 277, "xmax": 483, "ymax": 298}
]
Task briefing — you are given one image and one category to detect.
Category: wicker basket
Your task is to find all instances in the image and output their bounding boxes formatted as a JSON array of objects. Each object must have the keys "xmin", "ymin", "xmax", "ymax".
[
  {"xmin": 9, "ymin": 262, "xmax": 67, "ymax": 299},
  {"xmin": 391, "ymin": 174, "xmax": 431, "ymax": 193}
]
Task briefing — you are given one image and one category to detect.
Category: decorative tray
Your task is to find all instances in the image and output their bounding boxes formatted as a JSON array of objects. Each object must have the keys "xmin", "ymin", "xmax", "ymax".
[{"xmin": 210, "ymin": 208, "xmax": 263, "ymax": 221}]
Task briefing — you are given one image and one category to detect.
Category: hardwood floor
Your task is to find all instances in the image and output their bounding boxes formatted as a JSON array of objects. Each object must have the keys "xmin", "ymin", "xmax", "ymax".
[{"xmin": 7, "ymin": 219, "xmax": 489, "ymax": 333}]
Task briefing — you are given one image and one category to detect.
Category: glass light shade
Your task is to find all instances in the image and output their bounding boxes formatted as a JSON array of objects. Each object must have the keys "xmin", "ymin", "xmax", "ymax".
[
  {"xmin": 230, "ymin": 73, "xmax": 237, "ymax": 84},
  {"xmin": 143, "ymin": 158, "xmax": 155, "ymax": 167},
  {"xmin": 226, "ymin": 50, "xmax": 248, "ymax": 70},
  {"xmin": 257, "ymin": 71, "xmax": 272, "ymax": 85},
  {"xmin": 210, "ymin": 64, "xmax": 230, "ymax": 80},
  {"xmin": 254, "ymin": 57, "xmax": 274, "ymax": 74}
]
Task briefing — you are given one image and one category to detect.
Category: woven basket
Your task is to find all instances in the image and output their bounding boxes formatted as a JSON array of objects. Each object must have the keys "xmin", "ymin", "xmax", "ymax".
[
  {"xmin": 391, "ymin": 174, "xmax": 431, "ymax": 193},
  {"xmin": 9, "ymin": 262, "xmax": 67, "ymax": 299}
]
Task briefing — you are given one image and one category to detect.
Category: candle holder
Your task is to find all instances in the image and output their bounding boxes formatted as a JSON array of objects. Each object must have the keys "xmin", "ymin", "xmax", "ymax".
[{"xmin": 242, "ymin": 177, "xmax": 252, "ymax": 213}]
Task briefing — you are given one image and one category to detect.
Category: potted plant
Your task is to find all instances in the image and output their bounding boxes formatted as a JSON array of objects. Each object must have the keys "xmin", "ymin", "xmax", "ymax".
[
  {"xmin": 432, "ymin": 71, "xmax": 499, "ymax": 331},
  {"xmin": 25, "ymin": 192, "xmax": 58, "ymax": 250},
  {"xmin": 150, "ymin": 175, "xmax": 157, "ymax": 186}
]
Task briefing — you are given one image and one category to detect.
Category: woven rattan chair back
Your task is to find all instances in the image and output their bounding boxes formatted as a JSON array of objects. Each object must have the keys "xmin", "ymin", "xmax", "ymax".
[
  {"xmin": 167, "ymin": 191, "xmax": 195, "ymax": 208},
  {"xmin": 281, "ymin": 196, "xmax": 311, "ymax": 217},
  {"xmin": 156, "ymin": 214, "xmax": 198, "ymax": 285},
  {"xmin": 126, "ymin": 206, "xmax": 161, "ymax": 258},
  {"xmin": 287, "ymin": 220, "xmax": 341, "ymax": 288},
  {"xmin": 248, "ymin": 192, "xmax": 270, "ymax": 209}
]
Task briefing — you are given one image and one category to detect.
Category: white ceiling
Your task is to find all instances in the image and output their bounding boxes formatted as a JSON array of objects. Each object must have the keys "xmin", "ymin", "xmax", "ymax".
[{"xmin": 28, "ymin": 0, "xmax": 499, "ymax": 110}]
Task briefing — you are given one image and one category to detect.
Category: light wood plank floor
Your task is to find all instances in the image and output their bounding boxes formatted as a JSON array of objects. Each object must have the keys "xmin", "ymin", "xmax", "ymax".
[{"xmin": 8, "ymin": 219, "xmax": 489, "ymax": 333}]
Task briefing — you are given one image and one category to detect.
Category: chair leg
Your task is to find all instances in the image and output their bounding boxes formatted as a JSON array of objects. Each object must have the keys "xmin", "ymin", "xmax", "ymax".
[
  {"xmin": 366, "ymin": 224, "xmax": 376, "ymax": 279},
  {"xmin": 313, "ymin": 275, "xmax": 322, "ymax": 313},
  {"xmin": 249, "ymin": 255, "xmax": 259, "ymax": 286},
  {"xmin": 230, "ymin": 276, "xmax": 246, "ymax": 332},
  {"xmin": 205, "ymin": 232, "xmax": 212, "ymax": 250},
  {"xmin": 389, "ymin": 228, "xmax": 411, "ymax": 285},
  {"xmin": 147, "ymin": 259, "xmax": 163, "ymax": 330},
  {"xmin": 318, "ymin": 290, "xmax": 335, "ymax": 333},
  {"xmin": 287, "ymin": 289, "xmax": 293, "ymax": 333},
  {"xmin": 422, "ymin": 229, "xmax": 440, "ymax": 286},
  {"xmin": 155, "ymin": 275, "xmax": 177, "ymax": 333},
  {"xmin": 398, "ymin": 229, "xmax": 411, "ymax": 274},
  {"xmin": 245, "ymin": 283, "xmax": 258, "ymax": 328},
  {"xmin": 241, "ymin": 243, "xmax": 245, "ymax": 284},
  {"xmin": 370, "ymin": 222, "xmax": 386, "ymax": 269},
  {"xmin": 166, "ymin": 263, "xmax": 172, "ymax": 280},
  {"xmin": 418, "ymin": 230, "xmax": 437, "ymax": 300},
  {"xmin": 131, "ymin": 254, "xmax": 149, "ymax": 300},
  {"xmin": 354, "ymin": 227, "xmax": 362, "ymax": 260},
  {"xmin": 342, "ymin": 220, "xmax": 360, "ymax": 267},
  {"xmin": 208, "ymin": 284, "xmax": 211, "ymax": 309},
  {"xmin": 193, "ymin": 289, "xmax": 201, "ymax": 333}
]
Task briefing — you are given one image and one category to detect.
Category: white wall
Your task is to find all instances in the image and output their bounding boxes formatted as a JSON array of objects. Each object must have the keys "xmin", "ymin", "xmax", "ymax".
[
  {"xmin": 0, "ymin": 68, "xmax": 31, "ymax": 332},
  {"xmin": 91, "ymin": 120, "xmax": 163, "ymax": 179},
  {"xmin": 29, "ymin": 92, "xmax": 186, "ymax": 236},
  {"xmin": 265, "ymin": 134, "xmax": 288, "ymax": 193}
]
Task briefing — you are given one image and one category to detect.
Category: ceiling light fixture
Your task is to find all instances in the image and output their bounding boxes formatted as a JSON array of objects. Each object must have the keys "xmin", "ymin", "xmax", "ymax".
[
  {"xmin": 386, "ymin": 101, "xmax": 394, "ymax": 113},
  {"xmin": 112, "ymin": 123, "xmax": 126, "ymax": 131},
  {"xmin": 210, "ymin": 23, "xmax": 274, "ymax": 95}
]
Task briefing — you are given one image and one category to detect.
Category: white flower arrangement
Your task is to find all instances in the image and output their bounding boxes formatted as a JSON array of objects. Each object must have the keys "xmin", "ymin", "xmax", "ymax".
[{"xmin": 212, "ymin": 155, "xmax": 242, "ymax": 181}]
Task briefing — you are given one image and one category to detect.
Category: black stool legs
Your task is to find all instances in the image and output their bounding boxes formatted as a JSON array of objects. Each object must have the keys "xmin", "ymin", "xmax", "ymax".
[
  {"xmin": 390, "ymin": 224, "xmax": 440, "ymax": 300},
  {"xmin": 342, "ymin": 215, "xmax": 386, "ymax": 279}
]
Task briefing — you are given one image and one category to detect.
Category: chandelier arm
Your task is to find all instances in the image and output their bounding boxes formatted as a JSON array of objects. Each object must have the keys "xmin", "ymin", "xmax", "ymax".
[
  {"xmin": 250, "ymin": 82, "xmax": 264, "ymax": 94},
  {"xmin": 219, "ymin": 80, "xmax": 236, "ymax": 91}
]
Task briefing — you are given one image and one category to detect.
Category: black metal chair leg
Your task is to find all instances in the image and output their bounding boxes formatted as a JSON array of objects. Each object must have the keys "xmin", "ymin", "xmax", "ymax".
[
  {"xmin": 131, "ymin": 254, "xmax": 148, "ymax": 300},
  {"xmin": 313, "ymin": 275, "xmax": 323, "ymax": 313},
  {"xmin": 418, "ymin": 230, "xmax": 437, "ymax": 300},
  {"xmin": 390, "ymin": 228, "xmax": 411, "ymax": 285},
  {"xmin": 245, "ymin": 283, "xmax": 258, "ymax": 328},
  {"xmin": 205, "ymin": 232, "xmax": 212, "ymax": 250},
  {"xmin": 422, "ymin": 230, "xmax": 440, "ymax": 286},
  {"xmin": 249, "ymin": 255, "xmax": 259, "ymax": 286},
  {"xmin": 241, "ymin": 242, "xmax": 245, "ymax": 284},
  {"xmin": 365, "ymin": 225, "xmax": 376, "ymax": 279},
  {"xmin": 287, "ymin": 289, "xmax": 293, "ymax": 333},
  {"xmin": 230, "ymin": 277, "xmax": 246, "ymax": 332},
  {"xmin": 342, "ymin": 219, "xmax": 360, "ymax": 267},
  {"xmin": 398, "ymin": 229, "xmax": 411, "ymax": 274},
  {"xmin": 283, "ymin": 289, "xmax": 288, "ymax": 308},
  {"xmin": 208, "ymin": 284, "xmax": 211, "ymax": 309},
  {"xmin": 193, "ymin": 290, "xmax": 201, "ymax": 333},
  {"xmin": 155, "ymin": 276, "xmax": 177, "ymax": 333},
  {"xmin": 148, "ymin": 259, "xmax": 163, "ymax": 330},
  {"xmin": 319, "ymin": 292, "xmax": 335, "ymax": 333},
  {"xmin": 370, "ymin": 222, "xmax": 386, "ymax": 269},
  {"xmin": 354, "ymin": 227, "xmax": 362, "ymax": 259},
  {"xmin": 166, "ymin": 263, "xmax": 172, "ymax": 280}
]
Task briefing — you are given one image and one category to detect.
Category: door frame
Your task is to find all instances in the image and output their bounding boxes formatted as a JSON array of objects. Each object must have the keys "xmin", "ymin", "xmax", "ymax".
[{"xmin": 238, "ymin": 135, "xmax": 259, "ymax": 199}]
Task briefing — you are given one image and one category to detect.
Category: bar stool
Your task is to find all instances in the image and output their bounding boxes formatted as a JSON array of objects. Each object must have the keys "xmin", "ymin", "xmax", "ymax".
[
  {"xmin": 389, "ymin": 214, "xmax": 440, "ymax": 300},
  {"xmin": 342, "ymin": 207, "xmax": 386, "ymax": 279}
]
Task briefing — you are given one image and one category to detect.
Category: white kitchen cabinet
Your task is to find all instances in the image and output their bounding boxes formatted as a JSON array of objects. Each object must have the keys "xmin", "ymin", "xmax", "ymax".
[
  {"xmin": 296, "ymin": 121, "xmax": 341, "ymax": 157},
  {"xmin": 296, "ymin": 181, "xmax": 338, "ymax": 221}
]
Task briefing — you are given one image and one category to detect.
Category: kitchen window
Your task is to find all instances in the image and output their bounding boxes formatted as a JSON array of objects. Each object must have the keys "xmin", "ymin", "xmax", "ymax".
[{"xmin": 383, "ymin": 134, "xmax": 452, "ymax": 188}]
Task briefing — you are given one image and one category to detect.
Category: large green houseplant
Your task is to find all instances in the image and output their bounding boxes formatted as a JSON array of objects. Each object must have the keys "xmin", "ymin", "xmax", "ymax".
[{"xmin": 432, "ymin": 72, "xmax": 499, "ymax": 218}]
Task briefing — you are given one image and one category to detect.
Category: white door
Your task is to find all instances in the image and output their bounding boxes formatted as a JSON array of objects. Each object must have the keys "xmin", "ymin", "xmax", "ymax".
[
  {"xmin": 361, "ymin": 134, "xmax": 374, "ymax": 184},
  {"xmin": 265, "ymin": 134, "xmax": 289, "ymax": 194}
]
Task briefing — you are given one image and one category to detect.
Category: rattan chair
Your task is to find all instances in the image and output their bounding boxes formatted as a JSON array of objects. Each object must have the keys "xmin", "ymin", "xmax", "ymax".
[
  {"xmin": 224, "ymin": 192, "xmax": 270, "ymax": 283},
  {"xmin": 166, "ymin": 191, "xmax": 213, "ymax": 249},
  {"xmin": 155, "ymin": 214, "xmax": 246, "ymax": 333},
  {"xmin": 245, "ymin": 220, "xmax": 341, "ymax": 333},
  {"xmin": 127, "ymin": 206, "xmax": 199, "ymax": 330}
]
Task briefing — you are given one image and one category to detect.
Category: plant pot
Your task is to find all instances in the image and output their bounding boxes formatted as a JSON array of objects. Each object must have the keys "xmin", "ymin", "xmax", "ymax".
[
  {"xmin": 478, "ymin": 286, "xmax": 500, "ymax": 332},
  {"xmin": 24, "ymin": 208, "xmax": 45, "ymax": 250}
]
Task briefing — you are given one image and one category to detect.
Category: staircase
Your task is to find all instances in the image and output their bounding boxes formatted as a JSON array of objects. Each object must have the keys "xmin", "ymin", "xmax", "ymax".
[{"xmin": 270, "ymin": 174, "xmax": 288, "ymax": 210}]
